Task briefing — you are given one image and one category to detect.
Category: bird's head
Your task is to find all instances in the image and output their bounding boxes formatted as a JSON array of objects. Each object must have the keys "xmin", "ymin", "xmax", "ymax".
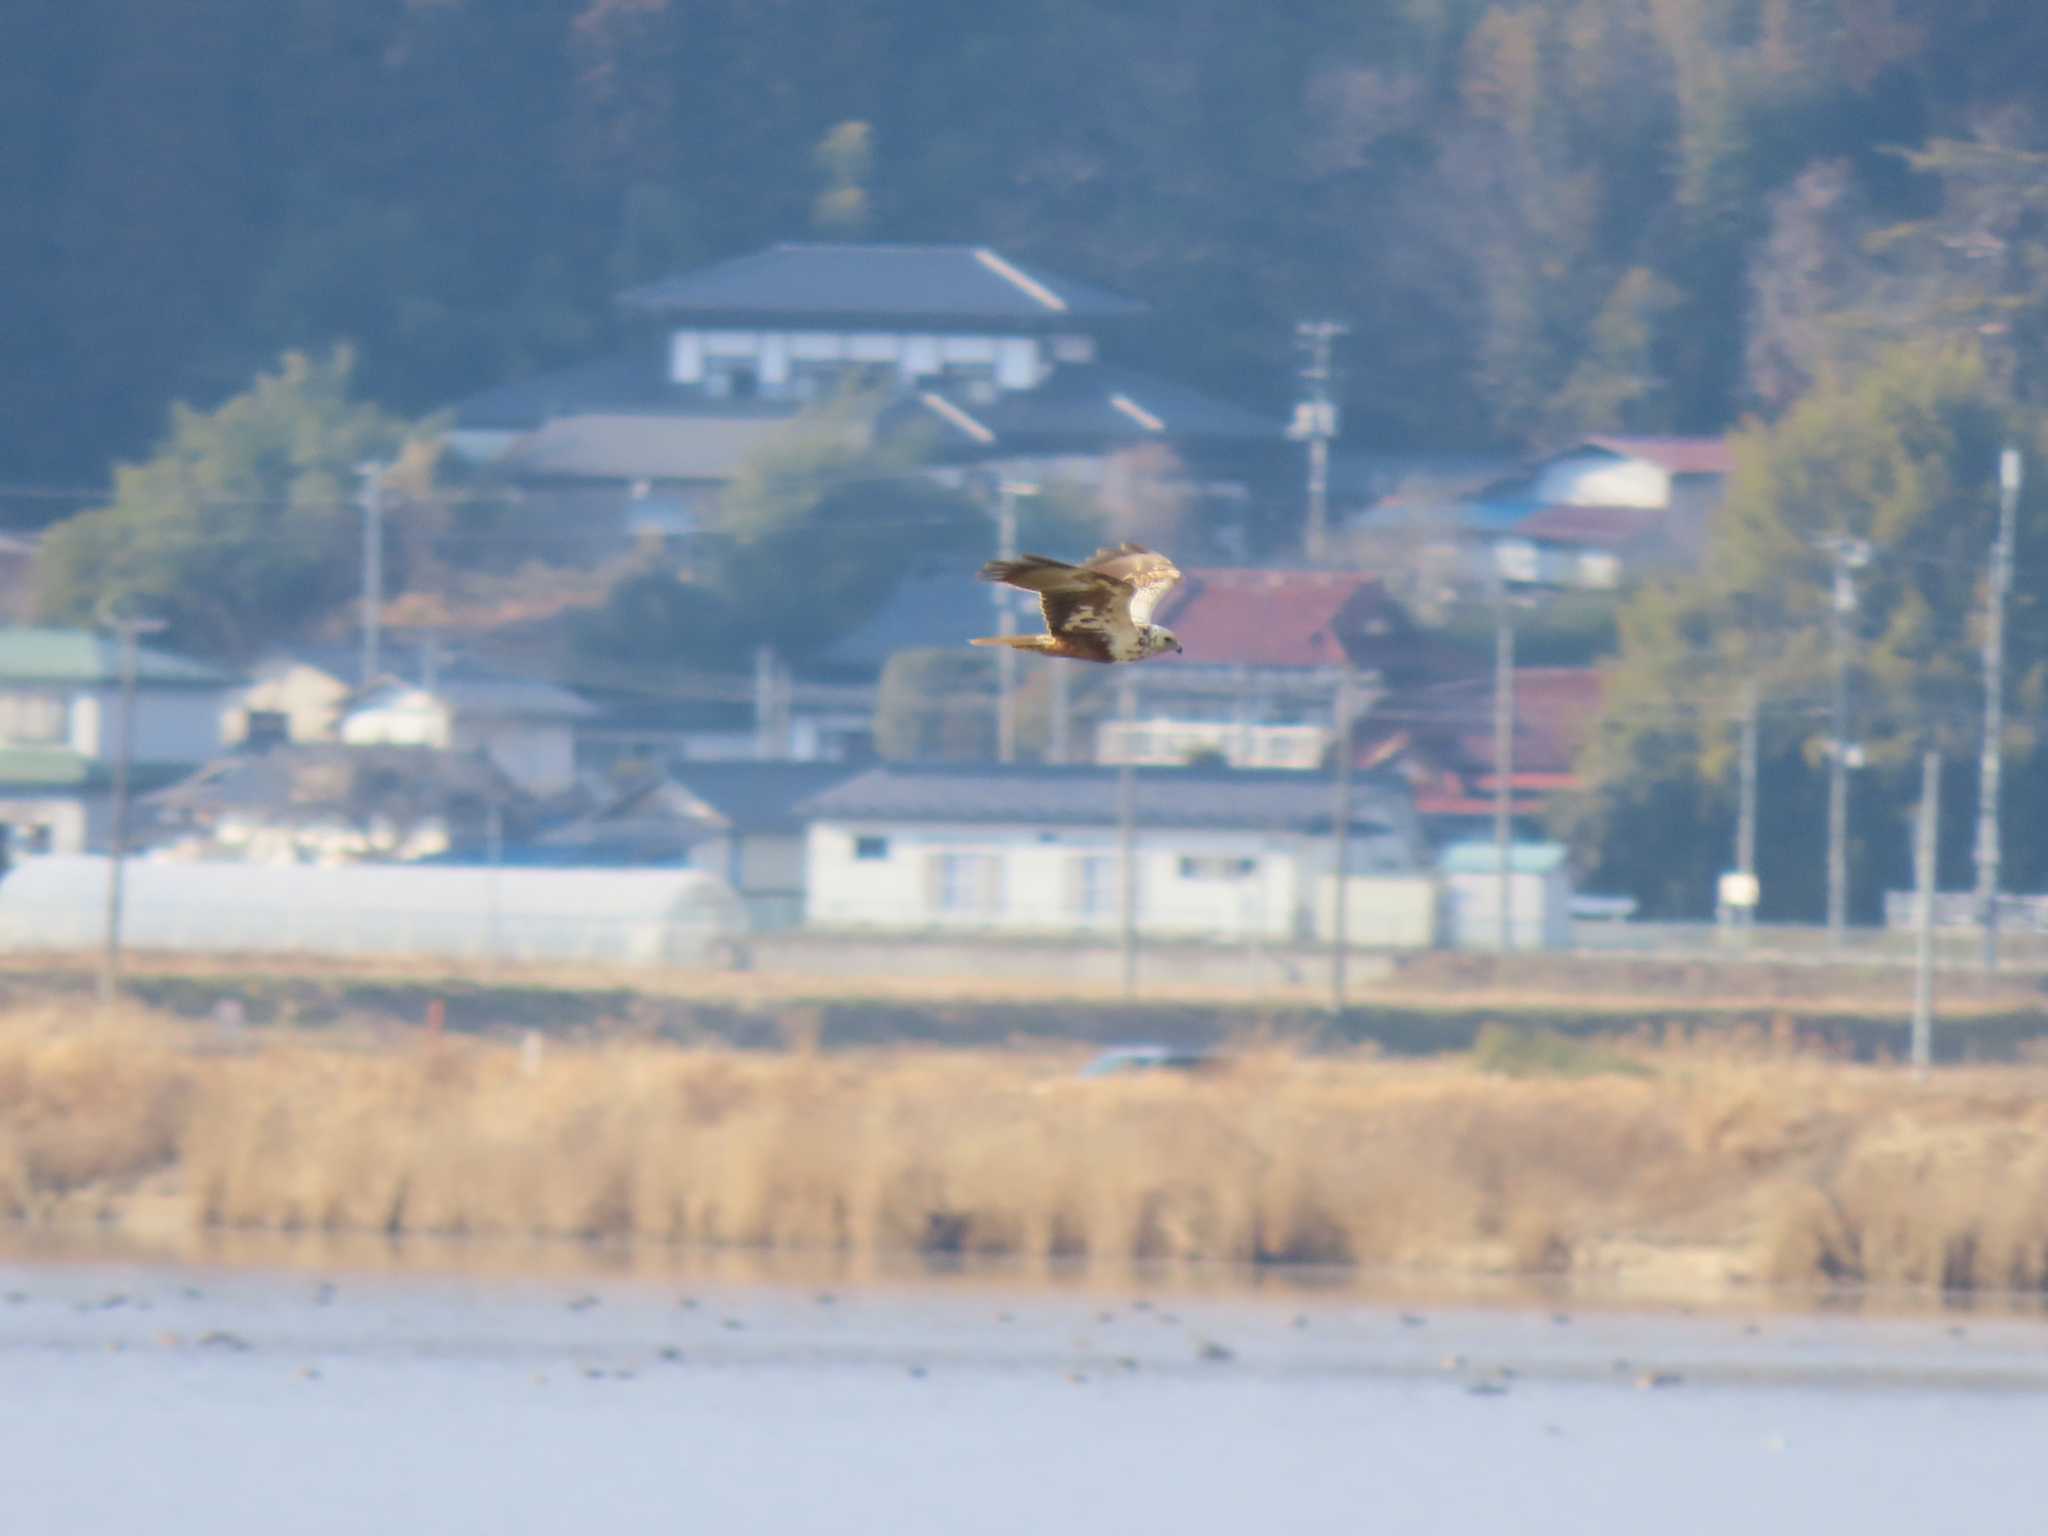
[{"xmin": 1144, "ymin": 626, "xmax": 1184, "ymax": 657}]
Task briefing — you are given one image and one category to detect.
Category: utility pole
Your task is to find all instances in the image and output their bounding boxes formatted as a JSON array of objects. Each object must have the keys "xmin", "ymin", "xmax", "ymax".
[
  {"xmin": 1047, "ymin": 663, "xmax": 1071, "ymax": 764},
  {"xmin": 1975, "ymin": 446, "xmax": 2023, "ymax": 971},
  {"xmin": 1911, "ymin": 747, "xmax": 1941, "ymax": 1075},
  {"xmin": 1330, "ymin": 663, "xmax": 1355, "ymax": 1012},
  {"xmin": 1117, "ymin": 670, "xmax": 1138, "ymax": 998},
  {"xmin": 1293, "ymin": 321, "xmax": 1346, "ymax": 564},
  {"xmin": 358, "ymin": 462, "xmax": 387, "ymax": 688},
  {"xmin": 1735, "ymin": 676, "xmax": 1759, "ymax": 933},
  {"xmin": 1492, "ymin": 585, "xmax": 1516, "ymax": 952},
  {"xmin": 99, "ymin": 610, "xmax": 166, "ymax": 1006},
  {"xmin": 993, "ymin": 479, "xmax": 1034, "ymax": 763},
  {"xmin": 753, "ymin": 644, "xmax": 790, "ymax": 759},
  {"xmin": 1825, "ymin": 536, "xmax": 1869, "ymax": 945}
]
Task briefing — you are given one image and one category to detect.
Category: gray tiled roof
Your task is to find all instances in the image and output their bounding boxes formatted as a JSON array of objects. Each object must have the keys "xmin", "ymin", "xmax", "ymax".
[
  {"xmin": 668, "ymin": 761, "xmax": 870, "ymax": 833},
  {"xmin": 617, "ymin": 243, "xmax": 1147, "ymax": 324},
  {"xmin": 795, "ymin": 763, "xmax": 1411, "ymax": 833},
  {"xmin": 351, "ymin": 664, "xmax": 597, "ymax": 720},
  {"xmin": 449, "ymin": 346, "xmax": 798, "ymax": 433},
  {"xmin": 145, "ymin": 743, "xmax": 526, "ymax": 818},
  {"xmin": 0, "ymin": 627, "xmax": 237, "ymax": 688},
  {"xmin": 899, "ymin": 364, "xmax": 1281, "ymax": 451},
  {"xmin": 499, "ymin": 411, "xmax": 804, "ymax": 482},
  {"xmin": 825, "ymin": 570, "xmax": 1006, "ymax": 671}
]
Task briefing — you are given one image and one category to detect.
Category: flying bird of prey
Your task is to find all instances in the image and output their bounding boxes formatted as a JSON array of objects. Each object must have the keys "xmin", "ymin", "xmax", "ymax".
[{"xmin": 971, "ymin": 542, "xmax": 1184, "ymax": 663}]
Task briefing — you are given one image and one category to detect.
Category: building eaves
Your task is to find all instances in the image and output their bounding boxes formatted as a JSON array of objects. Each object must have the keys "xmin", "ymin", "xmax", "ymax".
[
  {"xmin": 795, "ymin": 764, "xmax": 1408, "ymax": 833},
  {"xmin": 0, "ymin": 628, "xmax": 236, "ymax": 688},
  {"xmin": 615, "ymin": 242, "xmax": 1148, "ymax": 325}
]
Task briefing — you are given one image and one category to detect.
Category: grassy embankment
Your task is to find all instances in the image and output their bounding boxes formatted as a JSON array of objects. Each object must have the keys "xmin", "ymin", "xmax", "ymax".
[
  {"xmin": 5, "ymin": 947, "xmax": 2048, "ymax": 1060},
  {"xmin": 5, "ymin": 1000, "xmax": 2048, "ymax": 1301}
]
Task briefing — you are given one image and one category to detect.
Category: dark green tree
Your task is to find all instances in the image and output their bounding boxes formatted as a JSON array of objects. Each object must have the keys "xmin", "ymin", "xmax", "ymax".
[
  {"xmin": 31, "ymin": 349, "xmax": 413, "ymax": 662},
  {"xmin": 1569, "ymin": 341, "xmax": 2048, "ymax": 918}
]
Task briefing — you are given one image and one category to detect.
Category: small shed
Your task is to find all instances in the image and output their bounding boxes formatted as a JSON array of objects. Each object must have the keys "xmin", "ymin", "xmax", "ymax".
[
  {"xmin": 0, "ymin": 857, "xmax": 746, "ymax": 968},
  {"xmin": 1439, "ymin": 840, "xmax": 1573, "ymax": 951}
]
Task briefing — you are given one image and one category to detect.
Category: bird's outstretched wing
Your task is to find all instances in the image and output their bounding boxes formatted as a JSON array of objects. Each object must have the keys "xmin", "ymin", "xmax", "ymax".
[
  {"xmin": 978, "ymin": 543, "xmax": 1183, "ymax": 660},
  {"xmin": 1080, "ymin": 543, "xmax": 1182, "ymax": 628},
  {"xmin": 978, "ymin": 553, "xmax": 1135, "ymax": 648}
]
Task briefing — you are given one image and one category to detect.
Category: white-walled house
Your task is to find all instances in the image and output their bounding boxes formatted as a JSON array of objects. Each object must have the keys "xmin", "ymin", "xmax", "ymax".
[
  {"xmin": 1094, "ymin": 570, "xmax": 1424, "ymax": 769},
  {"xmin": 797, "ymin": 764, "xmax": 1436, "ymax": 946},
  {"xmin": 340, "ymin": 666, "xmax": 595, "ymax": 795},
  {"xmin": 0, "ymin": 627, "xmax": 236, "ymax": 855},
  {"xmin": 445, "ymin": 243, "xmax": 1284, "ymax": 563}
]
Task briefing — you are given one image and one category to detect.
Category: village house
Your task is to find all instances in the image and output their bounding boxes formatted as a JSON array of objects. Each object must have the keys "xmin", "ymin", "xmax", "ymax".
[
  {"xmin": 1353, "ymin": 666, "xmax": 1607, "ymax": 842},
  {"xmin": 1350, "ymin": 435, "xmax": 1731, "ymax": 595},
  {"xmin": 445, "ymin": 241, "xmax": 1286, "ymax": 562},
  {"xmin": 797, "ymin": 762, "xmax": 1435, "ymax": 946},
  {"xmin": 0, "ymin": 627, "xmax": 237, "ymax": 856},
  {"xmin": 337, "ymin": 663, "xmax": 596, "ymax": 797},
  {"xmin": 535, "ymin": 760, "xmax": 859, "ymax": 928},
  {"xmin": 143, "ymin": 743, "xmax": 528, "ymax": 866},
  {"xmin": 1091, "ymin": 568, "xmax": 1429, "ymax": 770}
]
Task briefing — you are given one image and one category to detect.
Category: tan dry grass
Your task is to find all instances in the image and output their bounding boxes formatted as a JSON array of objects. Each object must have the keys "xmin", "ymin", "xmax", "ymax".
[{"xmin": 6, "ymin": 1006, "xmax": 2048, "ymax": 1295}]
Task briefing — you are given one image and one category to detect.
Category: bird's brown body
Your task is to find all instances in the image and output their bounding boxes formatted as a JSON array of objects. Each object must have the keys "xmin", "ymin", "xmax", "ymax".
[{"xmin": 971, "ymin": 543, "xmax": 1184, "ymax": 663}]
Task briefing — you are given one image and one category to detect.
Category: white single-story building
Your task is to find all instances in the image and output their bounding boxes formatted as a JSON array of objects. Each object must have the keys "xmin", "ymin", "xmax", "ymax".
[
  {"xmin": 1439, "ymin": 840, "xmax": 1574, "ymax": 951},
  {"xmin": 796, "ymin": 763, "xmax": 1436, "ymax": 945}
]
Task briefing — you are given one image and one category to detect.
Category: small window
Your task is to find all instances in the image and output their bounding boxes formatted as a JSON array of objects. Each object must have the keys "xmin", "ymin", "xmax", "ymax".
[
  {"xmin": 854, "ymin": 835, "xmax": 889, "ymax": 861},
  {"xmin": 1070, "ymin": 855, "xmax": 1116, "ymax": 916},
  {"xmin": 1179, "ymin": 855, "xmax": 1258, "ymax": 881},
  {"xmin": 0, "ymin": 689, "xmax": 65, "ymax": 745},
  {"xmin": 929, "ymin": 852, "xmax": 1004, "ymax": 915}
]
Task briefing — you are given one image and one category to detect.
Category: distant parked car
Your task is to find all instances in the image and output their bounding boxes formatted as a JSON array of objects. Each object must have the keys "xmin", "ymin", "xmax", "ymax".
[{"xmin": 1079, "ymin": 1045, "xmax": 1224, "ymax": 1079}]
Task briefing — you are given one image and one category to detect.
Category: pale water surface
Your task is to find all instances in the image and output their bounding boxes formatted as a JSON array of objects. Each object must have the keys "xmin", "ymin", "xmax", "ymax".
[{"xmin": 2, "ymin": 1254, "xmax": 2044, "ymax": 1535}]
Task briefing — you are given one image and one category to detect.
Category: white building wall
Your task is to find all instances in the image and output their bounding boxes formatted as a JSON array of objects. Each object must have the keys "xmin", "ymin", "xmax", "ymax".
[
  {"xmin": 806, "ymin": 818, "xmax": 1416, "ymax": 942},
  {"xmin": 343, "ymin": 693, "xmax": 451, "ymax": 749},
  {"xmin": 1444, "ymin": 868, "xmax": 1574, "ymax": 950},
  {"xmin": 75, "ymin": 687, "xmax": 229, "ymax": 764},
  {"xmin": 1533, "ymin": 454, "xmax": 1670, "ymax": 509},
  {"xmin": 447, "ymin": 718, "xmax": 576, "ymax": 795},
  {"xmin": 669, "ymin": 330, "xmax": 704, "ymax": 383},
  {"xmin": 0, "ymin": 795, "xmax": 97, "ymax": 855}
]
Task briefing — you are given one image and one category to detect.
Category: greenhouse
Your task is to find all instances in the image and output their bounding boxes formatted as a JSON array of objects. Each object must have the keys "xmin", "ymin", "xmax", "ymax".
[{"xmin": 0, "ymin": 857, "xmax": 748, "ymax": 968}]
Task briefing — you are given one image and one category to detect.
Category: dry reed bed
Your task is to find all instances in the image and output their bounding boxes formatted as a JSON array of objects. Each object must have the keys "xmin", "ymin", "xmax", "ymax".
[{"xmin": 4, "ymin": 1006, "xmax": 2048, "ymax": 1295}]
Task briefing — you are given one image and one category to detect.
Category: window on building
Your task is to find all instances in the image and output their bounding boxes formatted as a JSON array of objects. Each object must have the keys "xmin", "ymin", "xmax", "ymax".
[
  {"xmin": 853, "ymin": 834, "xmax": 889, "ymax": 861},
  {"xmin": 1179, "ymin": 855, "xmax": 1258, "ymax": 881},
  {"xmin": 928, "ymin": 852, "xmax": 1004, "ymax": 915},
  {"xmin": 1070, "ymin": 855, "xmax": 1116, "ymax": 916},
  {"xmin": 0, "ymin": 690, "xmax": 65, "ymax": 745},
  {"xmin": 940, "ymin": 361, "xmax": 999, "ymax": 403},
  {"xmin": 241, "ymin": 709, "xmax": 289, "ymax": 751},
  {"xmin": 704, "ymin": 363, "xmax": 759, "ymax": 400}
]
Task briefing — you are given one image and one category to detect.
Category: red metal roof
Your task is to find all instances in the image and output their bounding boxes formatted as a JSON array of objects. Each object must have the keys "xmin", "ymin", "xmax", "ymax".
[
  {"xmin": 1355, "ymin": 666, "xmax": 1607, "ymax": 780},
  {"xmin": 1414, "ymin": 793, "xmax": 1548, "ymax": 817},
  {"xmin": 1156, "ymin": 569, "xmax": 1406, "ymax": 669},
  {"xmin": 1579, "ymin": 434, "xmax": 1733, "ymax": 476}
]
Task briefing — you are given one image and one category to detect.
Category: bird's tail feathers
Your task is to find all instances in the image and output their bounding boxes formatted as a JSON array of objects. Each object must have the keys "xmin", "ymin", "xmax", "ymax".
[{"xmin": 969, "ymin": 635, "xmax": 1054, "ymax": 651}]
